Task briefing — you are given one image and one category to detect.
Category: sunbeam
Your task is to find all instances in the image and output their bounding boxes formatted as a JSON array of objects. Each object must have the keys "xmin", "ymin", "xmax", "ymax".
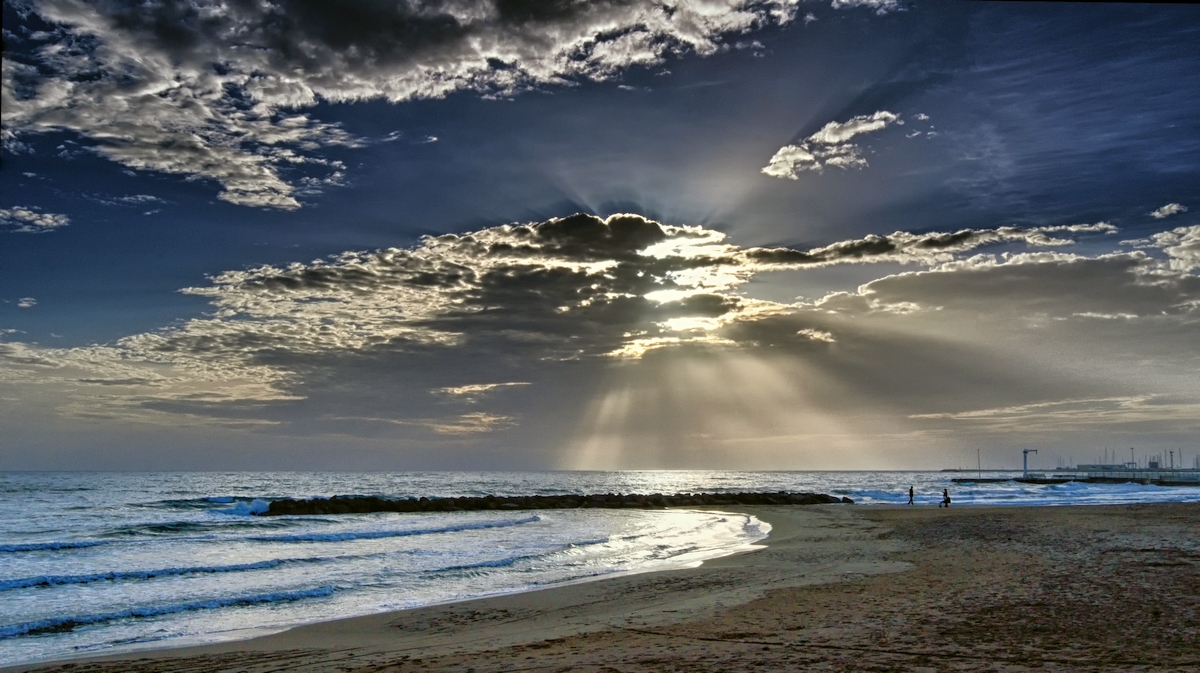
[{"xmin": 564, "ymin": 347, "xmax": 909, "ymax": 470}]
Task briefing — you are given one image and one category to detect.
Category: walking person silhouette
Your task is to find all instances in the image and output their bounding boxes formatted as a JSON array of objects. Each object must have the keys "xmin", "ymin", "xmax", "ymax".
[{"xmin": 908, "ymin": 486, "xmax": 914, "ymax": 505}]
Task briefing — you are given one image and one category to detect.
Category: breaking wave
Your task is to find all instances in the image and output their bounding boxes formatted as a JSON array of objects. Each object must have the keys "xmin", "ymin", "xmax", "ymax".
[
  {"xmin": 248, "ymin": 515, "xmax": 541, "ymax": 543},
  {"xmin": 0, "ymin": 541, "xmax": 107, "ymax": 554},
  {"xmin": 0, "ymin": 557, "xmax": 330, "ymax": 592},
  {"xmin": 0, "ymin": 586, "xmax": 338, "ymax": 639}
]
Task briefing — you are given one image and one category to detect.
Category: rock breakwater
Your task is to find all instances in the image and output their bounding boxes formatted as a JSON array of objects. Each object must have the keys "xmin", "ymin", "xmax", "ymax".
[{"xmin": 258, "ymin": 492, "xmax": 852, "ymax": 516}]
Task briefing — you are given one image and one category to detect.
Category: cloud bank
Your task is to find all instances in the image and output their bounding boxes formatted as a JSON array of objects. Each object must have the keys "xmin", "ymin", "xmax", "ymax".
[
  {"xmin": 1126, "ymin": 225, "xmax": 1200, "ymax": 274},
  {"xmin": 7, "ymin": 211, "xmax": 1195, "ymax": 453},
  {"xmin": 4, "ymin": 0, "xmax": 801, "ymax": 208},
  {"xmin": 762, "ymin": 110, "xmax": 901, "ymax": 179}
]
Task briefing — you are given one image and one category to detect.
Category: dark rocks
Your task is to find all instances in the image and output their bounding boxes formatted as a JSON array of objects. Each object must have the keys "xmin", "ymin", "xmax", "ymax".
[{"xmin": 257, "ymin": 491, "xmax": 853, "ymax": 516}]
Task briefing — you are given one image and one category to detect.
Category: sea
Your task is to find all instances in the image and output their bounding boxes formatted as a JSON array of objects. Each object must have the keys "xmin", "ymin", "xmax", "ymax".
[{"xmin": 3, "ymin": 470, "xmax": 1199, "ymax": 667}]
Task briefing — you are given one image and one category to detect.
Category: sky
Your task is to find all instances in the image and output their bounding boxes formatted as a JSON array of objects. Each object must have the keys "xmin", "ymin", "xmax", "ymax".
[{"xmin": 2, "ymin": 0, "xmax": 1199, "ymax": 471}]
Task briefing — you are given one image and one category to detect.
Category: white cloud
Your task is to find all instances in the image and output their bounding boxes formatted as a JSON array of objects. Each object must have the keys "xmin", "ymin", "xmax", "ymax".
[
  {"xmin": 1073, "ymin": 312, "xmax": 1138, "ymax": 320},
  {"xmin": 434, "ymin": 382, "xmax": 531, "ymax": 403},
  {"xmin": 428, "ymin": 412, "xmax": 518, "ymax": 435},
  {"xmin": 0, "ymin": 337, "xmax": 303, "ymax": 427},
  {"xmin": 740, "ymin": 221, "xmax": 1117, "ymax": 268},
  {"xmin": 906, "ymin": 396, "xmax": 1200, "ymax": 432},
  {"xmin": 0, "ymin": 206, "xmax": 70, "ymax": 233},
  {"xmin": 796, "ymin": 328, "xmax": 835, "ymax": 342},
  {"xmin": 830, "ymin": 0, "xmax": 904, "ymax": 15},
  {"xmin": 115, "ymin": 194, "xmax": 164, "ymax": 205},
  {"xmin": 1150, "ymin": 203, "xmax": 1188, "ymax": 219},
  {"xmin": 17, "ymin": 298, "xmax": 37, "ymax": 308},
  {"xmin": 1139, "ymin": 225, "xmax": 1200, "ymax": 273},
  {"xmin": 333, "ymin": 412, "xmax": 517, "ymax": 435},
  {"xmin": 4, "ymin": 0, "xmax": 801, "ymax": 209},
  {"xmin": 86, "ymin": 193, "xmax": 168, "ymax": 207},
  {"xmin": 761, "ymin": 111, "xmax": 900, "ymax": 179}
]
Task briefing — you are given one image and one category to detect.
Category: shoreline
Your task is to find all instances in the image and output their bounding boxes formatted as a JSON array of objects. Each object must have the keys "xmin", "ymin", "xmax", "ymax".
[
  {"xmin": 8, "ymin": 502, "xmax": 1200, "ymax": 672},
  {"xmin": 5, "ymin": 504, "xmax": 895, "ymax": 672}
]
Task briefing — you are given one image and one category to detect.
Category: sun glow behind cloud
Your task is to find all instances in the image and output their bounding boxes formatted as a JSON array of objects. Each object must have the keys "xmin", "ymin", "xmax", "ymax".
[
  {"xmin": 565, "ymin": 349, "xmax": 905, "ymax": 470},
  {"xmin": 3, "ymin": 0, "xmax": 1200, "ymax": 473},
  {"xmin": 3, "ymin": 212, "xmax": 1199, "ymax": 468}
]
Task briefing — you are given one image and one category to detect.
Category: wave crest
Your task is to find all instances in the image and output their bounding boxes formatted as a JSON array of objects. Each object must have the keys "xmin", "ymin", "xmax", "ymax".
[
  {"xmin": 250, "ymin": 515, "xmax": 541, "ymax": 543},
  {"xmin": 0, "ymin": 586, "xmax": 337, "ymax": 639}
]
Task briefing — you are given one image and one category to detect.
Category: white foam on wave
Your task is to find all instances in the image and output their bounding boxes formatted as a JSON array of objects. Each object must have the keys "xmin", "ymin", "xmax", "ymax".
[
  {"xmin": 219, "ymin": 499, "xmax": 271, "ymax": 516},
  {"xmin": 0, "ymin": 556, "xmax": 339, "ymax": 592},
  {"xmin": 0, "ymin": 586, "xmax": 338, "ymax": 640},
  {"xmin": 0, "ymin": 497, "xmax": 768, "ymax": 667},
  {"xmin": 249, "ymin": 514, "xmax": 541, "ymax": 543},
  {"xmin": 0, "ymin": 540, "xmax": 107, "ymax": 554}
]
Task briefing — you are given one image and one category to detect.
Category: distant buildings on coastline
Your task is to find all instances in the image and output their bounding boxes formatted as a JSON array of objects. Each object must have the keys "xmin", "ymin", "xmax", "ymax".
[{"xmin": 952, "ymin": 447, "xmax": 1200, "ymax": 486}]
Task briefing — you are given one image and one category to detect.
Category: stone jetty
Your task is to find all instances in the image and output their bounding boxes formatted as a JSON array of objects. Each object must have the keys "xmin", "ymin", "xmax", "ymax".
[{"xmin": 257, "ymin": 491, "xmax": 852, "ymax": 516}]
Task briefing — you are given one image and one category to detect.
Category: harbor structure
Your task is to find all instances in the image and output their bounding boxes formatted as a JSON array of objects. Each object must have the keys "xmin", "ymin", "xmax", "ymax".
[{"xmin": 953, "ymin": 447, "xmax": 1200, "ymax": 486}]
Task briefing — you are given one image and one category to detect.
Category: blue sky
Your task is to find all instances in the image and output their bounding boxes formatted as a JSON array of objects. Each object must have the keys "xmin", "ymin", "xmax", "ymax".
[{"xmin": 3, "ymin": 0, "xmax": 1199, "ymax": 470}]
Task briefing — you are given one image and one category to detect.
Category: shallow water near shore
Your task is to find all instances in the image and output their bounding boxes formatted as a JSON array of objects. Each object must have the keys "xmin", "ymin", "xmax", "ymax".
[{"xmin": 2, "ymin": 470, "xmax": 1199, "ymax": 666}]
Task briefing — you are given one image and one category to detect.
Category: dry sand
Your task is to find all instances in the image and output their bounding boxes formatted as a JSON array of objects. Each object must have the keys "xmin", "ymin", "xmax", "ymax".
[{"xmin": 8, "ymin": 503, "xmax": 1199, "ymax": 673}]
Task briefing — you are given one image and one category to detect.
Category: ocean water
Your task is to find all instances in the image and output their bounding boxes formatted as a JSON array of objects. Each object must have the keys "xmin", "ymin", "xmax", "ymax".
[{"xmin": 2, "ymin": 470, "xmax": 1199, "ymax": 667}]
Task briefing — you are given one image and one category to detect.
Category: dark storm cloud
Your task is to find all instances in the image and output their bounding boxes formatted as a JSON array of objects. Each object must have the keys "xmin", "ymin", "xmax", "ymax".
[{"xmin": 3, "ymin": 0, "xmax": 802, "ymax": 208}]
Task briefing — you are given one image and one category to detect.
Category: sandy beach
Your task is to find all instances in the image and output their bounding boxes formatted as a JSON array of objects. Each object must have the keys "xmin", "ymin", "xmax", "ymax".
[{"xmin": 8, "ymin": 503, "xmax": 1199, "ymax": 673}]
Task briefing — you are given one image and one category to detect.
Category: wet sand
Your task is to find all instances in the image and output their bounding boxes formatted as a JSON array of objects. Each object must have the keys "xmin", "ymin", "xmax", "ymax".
[{"xmin": 8, "ymin": 503, "xmax": 1200, "ymax": 672}]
